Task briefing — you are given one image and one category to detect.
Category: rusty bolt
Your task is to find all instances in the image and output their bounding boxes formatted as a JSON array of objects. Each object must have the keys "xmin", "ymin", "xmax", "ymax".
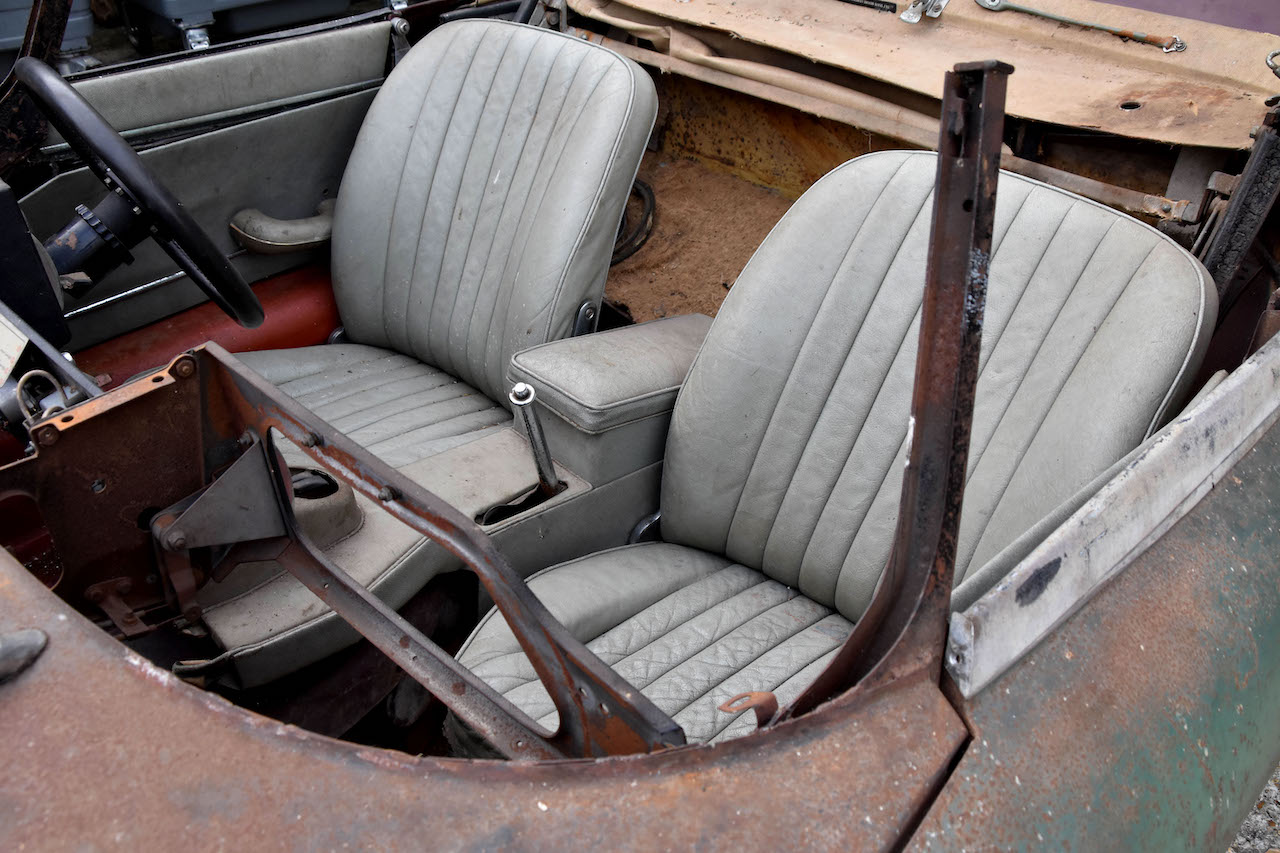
[
  {"xmin": 377, "ymin": 486, "xmax": 399, "ymax": 502},
  {"xmin": 121, "ymin": 611, "xmax": 139, "ymax": 625},
  {"xmin": 85, "ymin": 588, "xmax": 105, "ymax": 604},
  {"xmin": 173, "ymin": 358, "xmax": 196, "ymax": 379},
  {"xmin": 301, "ymin": 432, "xmax": 322, "ymax": 448},
  {"xmin": 35, "ymin": 426, "xmax": 59, "ymax": 447},
  {"xmin": 115, "ymin": 579, "xmax": 132, "ymax": 595}
]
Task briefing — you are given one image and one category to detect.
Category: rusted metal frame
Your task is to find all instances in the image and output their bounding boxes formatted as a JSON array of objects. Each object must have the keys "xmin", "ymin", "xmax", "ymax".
[
  {"xmin": 194, "ymin": 345, "xmax": 686, "ymax": 759},
  {"xmin": 1201, "ymin": 103, "xmax": 1280, "ymax": 308},
  {"xmin": 780, "ymin": 60, "xmax": 1011, "ymax": 719},
  {"xmin": 0, "ymin": 0, "xmax": 72, "ymax": 175}
]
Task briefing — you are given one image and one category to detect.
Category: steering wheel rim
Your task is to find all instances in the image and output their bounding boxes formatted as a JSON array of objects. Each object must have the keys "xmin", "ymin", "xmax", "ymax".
[{"xmin": 13, "ymin": 58, "xmax": 264, "ymax": 328}]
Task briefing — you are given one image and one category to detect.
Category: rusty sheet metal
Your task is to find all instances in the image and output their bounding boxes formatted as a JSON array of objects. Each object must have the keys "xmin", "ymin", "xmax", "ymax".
[
  {"xmin": 913, "ymin": 419, "xmax": 1280, "ymax": 850},
  {"xmin": 785, "ymin": 60, "xmax": 1008, "ymax": 719},
  {"xmin": 573, "ymin": 0, "xmax": 1277, "ymax": 149},
  {"xmin": 0, "ymin": 546, "xmax": 968, "ymax": 850}
]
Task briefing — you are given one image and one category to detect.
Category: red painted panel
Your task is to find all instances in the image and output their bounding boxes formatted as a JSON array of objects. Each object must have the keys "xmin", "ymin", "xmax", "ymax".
[{"xmin": 76, "ymin": 265, "xmax": 340, "ymax": 390}]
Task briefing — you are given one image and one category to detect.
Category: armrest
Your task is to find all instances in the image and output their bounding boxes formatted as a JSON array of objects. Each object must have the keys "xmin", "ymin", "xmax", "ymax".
[
  {"xmin": 508, "ymin": 314, "xmax": 712, "ymax": 484},
  {"xmin": 509, "ymin": 313, "xmax": 713, "ymax": 434},
  {"xmin": 229, "ymin": 199, "xmax": 335, "ymax": 255}
]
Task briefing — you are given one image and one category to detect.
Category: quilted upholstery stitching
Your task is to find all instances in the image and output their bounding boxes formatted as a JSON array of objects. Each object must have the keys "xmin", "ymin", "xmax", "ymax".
[
  {"xmin": 471, "ymin": 47, "xmax": 602, "ymax": 386},
  {"xmin": 379, "ymin": 26, "xmax": 472, "ymax": 348},
  {"xmin": 419, "ymin": 27, "xmax": 524, "ymax": 377},
  {"xmin": 965, "ymin": 238, "xmax": 1162, "ymax": 559},
  {"xmin": 960, "ymin": 185, "xmax": 1070, "ymax": 485},
  {"xmin": 787, "ymin": 189, "xmax": 937, "ymax": 579},
  {"xmin": 438, "ymin": 36, "xmax": 548, "ymax": 378},
  {"xmin": 475, "ymin": 60, "xmax": 615, "ymax": 394},
  {"xmin": 721, "ymin": 157, "xmax": 912, "ymax": 559}
]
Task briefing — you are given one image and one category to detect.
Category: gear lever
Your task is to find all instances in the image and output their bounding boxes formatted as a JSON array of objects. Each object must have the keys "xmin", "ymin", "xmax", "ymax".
[{"xmin": 509, "ymin": 382, "xmax": 561, "ymax": 496}]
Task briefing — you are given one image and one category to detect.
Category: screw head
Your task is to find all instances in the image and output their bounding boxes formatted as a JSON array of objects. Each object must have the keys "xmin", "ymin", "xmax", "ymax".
[{"xmin": 36, "ymin": 426, "xmax": 59, "ymax": 447}]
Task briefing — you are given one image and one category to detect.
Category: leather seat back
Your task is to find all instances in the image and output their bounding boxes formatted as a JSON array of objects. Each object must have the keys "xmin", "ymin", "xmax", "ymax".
[
  {"xmin": 331, "ymin": 20, "xmax": 657, "ymax": 405},
  {"xmin": 661, "ymin": 150, "xmax": 1216, "ymax": 622}
]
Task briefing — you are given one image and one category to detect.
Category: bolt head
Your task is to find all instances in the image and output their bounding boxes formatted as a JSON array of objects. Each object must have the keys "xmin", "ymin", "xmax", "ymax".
[
  {"xmin": 36, "ymin": 426, "xmax": 58, "ymax": 447},
  {"xmin": 173, "ymin": 358, "xmax": 196, "ymax": 378},
  {"xmin": 377, "ymin": 486, "xmax": 398, "ymax": 502},
  {"xmin": 509, "ymin": 382, "xmax": 536, "ymax": 406},
  {"xmin": 166, "ymin": 531, "xmax": 187, "ymax": 550}
]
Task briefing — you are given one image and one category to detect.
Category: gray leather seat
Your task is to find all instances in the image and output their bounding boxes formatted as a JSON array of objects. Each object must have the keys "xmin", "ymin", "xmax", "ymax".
[
  {"xmin": 452, "ymin": 149, "xmax": 1216, "ymax": 748},
  {"xmin": 240, "ymin": 19, "xmax": 657, "ymax": 466},
  {"xmin": 198, "ymin": 20, "xmax": 657, "ymax": 684}
]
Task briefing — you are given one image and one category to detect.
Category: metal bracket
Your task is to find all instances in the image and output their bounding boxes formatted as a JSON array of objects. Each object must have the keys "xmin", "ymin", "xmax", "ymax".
[
  {"xmin": 901, "ymin": 0, "xmax": 948, "ymax": 23},
  {"xmin": 572, "ymin": 300, "xmax": 599, "ymax": 336},
  {"xmin": 85, "ymin": 577, "xmax": 150, "ymax": 636}
]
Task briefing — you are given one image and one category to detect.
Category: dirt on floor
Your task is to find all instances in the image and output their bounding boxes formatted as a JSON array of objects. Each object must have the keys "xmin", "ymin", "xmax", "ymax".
[{"xmin": 605, "ymin": 154, "xmax": 792, "ymax": 323}]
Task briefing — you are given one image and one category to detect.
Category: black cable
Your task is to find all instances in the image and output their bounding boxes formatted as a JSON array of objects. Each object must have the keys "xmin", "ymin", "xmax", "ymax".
[
  {"xmin": 611, "ymin": 179, "xmax": 655, "ymax": 265},
  {"xmin": 439, "ymin": 0, "xmax": 523, "ymax": 23},
  {"xmin": 513, "ymin": 0, "xmax": 538, "ymax": 23}
]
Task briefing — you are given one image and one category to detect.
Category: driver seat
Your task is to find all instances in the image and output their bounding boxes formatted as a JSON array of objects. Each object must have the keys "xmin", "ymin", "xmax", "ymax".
[
  {"xmin": 196, "ymin": 20, "xmax": 656, "ymax": 684},
  {"xmin": 240, "ymin": 20, "xmax": 656, "ymax": 468}
]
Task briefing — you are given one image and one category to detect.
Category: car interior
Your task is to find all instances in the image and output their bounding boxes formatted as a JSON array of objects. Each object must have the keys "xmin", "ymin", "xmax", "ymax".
[{"xmin": 0, "ymin": 16, "xmax": 1221, "ymax": 758}]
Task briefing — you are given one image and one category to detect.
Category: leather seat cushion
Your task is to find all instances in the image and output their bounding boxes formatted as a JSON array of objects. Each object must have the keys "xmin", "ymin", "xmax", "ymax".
[
  {"xmin": 238, "ymin": 343, "xmax": 510, "ymax": 468},
  {"xmin": 455, "ymin": 542, "xmax": 852, "ymax": 745}
]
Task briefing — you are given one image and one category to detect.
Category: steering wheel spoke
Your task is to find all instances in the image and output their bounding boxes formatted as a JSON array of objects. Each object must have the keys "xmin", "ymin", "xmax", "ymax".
[{"xmin": 14, "ymin": 58, "xmax": 264, "ymax": 329}]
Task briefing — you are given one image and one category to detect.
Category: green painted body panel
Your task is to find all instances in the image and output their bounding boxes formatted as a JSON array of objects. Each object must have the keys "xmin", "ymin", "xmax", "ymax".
[{"xmin": 916, "ymin": 421, "xmax": 1280, "ymax": 850}]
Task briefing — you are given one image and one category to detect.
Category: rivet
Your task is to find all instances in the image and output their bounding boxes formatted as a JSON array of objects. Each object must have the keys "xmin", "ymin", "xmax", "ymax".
[{"xmin": 377, "ymin": 486, "xmax": 398, "ymax": 502}]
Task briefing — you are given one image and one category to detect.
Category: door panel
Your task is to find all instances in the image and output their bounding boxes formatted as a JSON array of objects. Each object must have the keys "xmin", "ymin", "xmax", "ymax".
[{"xmin": 20, "ymin": 21, "xmax": 391, "ymax": 349}]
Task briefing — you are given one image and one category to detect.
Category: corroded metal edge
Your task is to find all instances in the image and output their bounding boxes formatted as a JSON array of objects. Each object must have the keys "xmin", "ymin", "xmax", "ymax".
[{"xmin": 949, "ymin": 318, "xmax": 1280, "ymax": 697}]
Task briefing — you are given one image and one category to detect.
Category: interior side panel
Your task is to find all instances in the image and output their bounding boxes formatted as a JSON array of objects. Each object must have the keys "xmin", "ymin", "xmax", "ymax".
[
  {"xmin": 23, "ymin": 92, "xmax": 375, "ymax": 349},
  {"xmin": 18, "ymin": 22, "xmax": 392, "ymax": 349}
]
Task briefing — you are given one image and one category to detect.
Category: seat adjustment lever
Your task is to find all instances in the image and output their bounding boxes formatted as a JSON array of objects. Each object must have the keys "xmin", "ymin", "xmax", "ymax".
[{"xmin": 509, "ymin": 382, "xmax": 561, "ymax": 496}]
